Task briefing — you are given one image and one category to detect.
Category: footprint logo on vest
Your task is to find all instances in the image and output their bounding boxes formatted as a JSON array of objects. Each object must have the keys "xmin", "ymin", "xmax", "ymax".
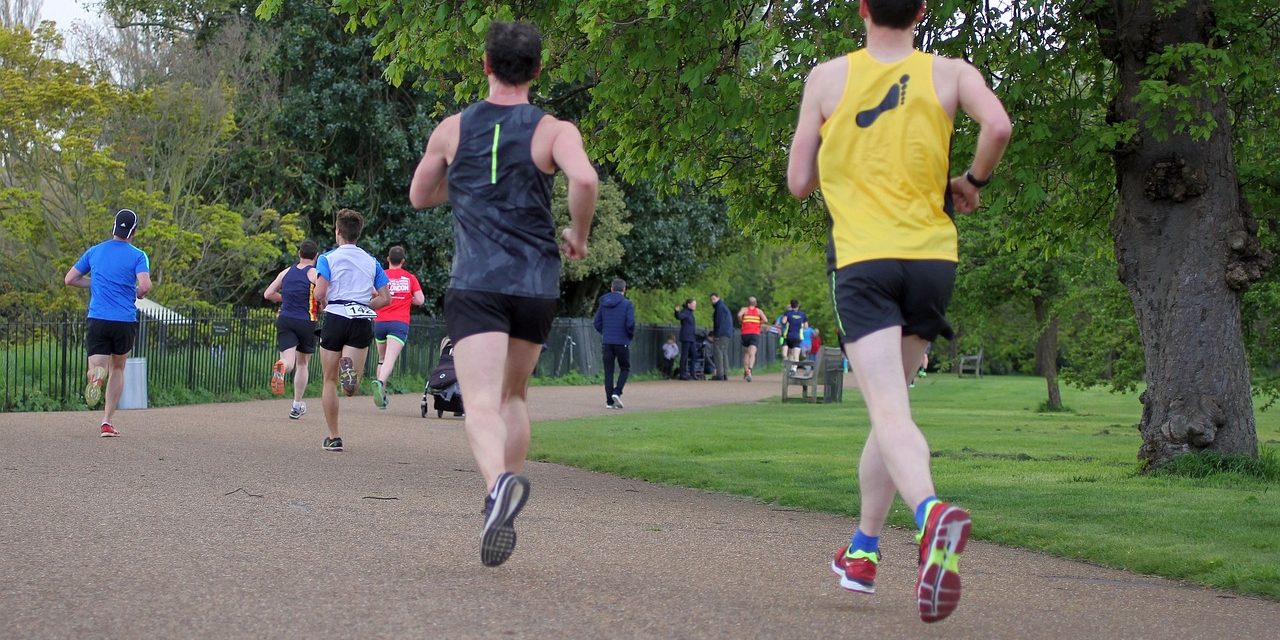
[{"xmin": 856, "ymin": 75, "xmax": 910, "ymax": 128}]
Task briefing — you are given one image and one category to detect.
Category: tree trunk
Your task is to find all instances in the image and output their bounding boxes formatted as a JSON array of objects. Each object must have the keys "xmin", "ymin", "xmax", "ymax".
[
  {"xmin": 1092, "ymin": 1, "xmax": 1270, "ymax": 466},
  {"xmin": 1033, "ymin": 295, "xmax": 1062, "ymax": 411}
]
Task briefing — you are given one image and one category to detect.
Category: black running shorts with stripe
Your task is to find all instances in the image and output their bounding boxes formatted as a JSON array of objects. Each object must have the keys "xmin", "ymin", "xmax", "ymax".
[{"xmin": 830, "ymin": 259, "xmax": 956, "ymax": 344}]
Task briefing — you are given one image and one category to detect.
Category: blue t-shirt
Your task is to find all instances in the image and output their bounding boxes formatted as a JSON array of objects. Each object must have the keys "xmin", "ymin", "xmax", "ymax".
[
  {"xmin": 73, "ymin": 240, "xmax": 149, "ymax": 322},
  {"xmin": 781, "ymin": 309, "xmax": 809, "ymax": 339}
]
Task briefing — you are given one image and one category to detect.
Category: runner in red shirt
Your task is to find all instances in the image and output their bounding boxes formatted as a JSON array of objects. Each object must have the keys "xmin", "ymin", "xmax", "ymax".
[
  {"xmin": 736, "ymin": 296, "xmax": 769, "ymax": 382},
  {"xmin": 373, "ymin": 245, "xmax": 424, "ymax": 409}
]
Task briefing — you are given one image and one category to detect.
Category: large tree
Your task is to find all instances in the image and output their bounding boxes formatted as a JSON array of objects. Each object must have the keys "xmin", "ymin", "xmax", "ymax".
[{"xmin": 1088, "ymin": 0, "xmax": 1273, "ymax": 464}]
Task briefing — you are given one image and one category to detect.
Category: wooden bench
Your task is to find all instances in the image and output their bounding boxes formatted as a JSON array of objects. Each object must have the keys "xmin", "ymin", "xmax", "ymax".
[
  {"xmin": 782, "ymin": 346, "xmax": 845, "ymax": 403},
  {"xmin": 958, "ymin": 348, "xmax": 983, "ymax": 378}
]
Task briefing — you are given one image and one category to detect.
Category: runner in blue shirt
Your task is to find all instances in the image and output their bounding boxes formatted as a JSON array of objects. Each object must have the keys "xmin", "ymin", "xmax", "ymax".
[{"xmin": 63, "ymin": 209, "xmax": 152, "ymax": 437}]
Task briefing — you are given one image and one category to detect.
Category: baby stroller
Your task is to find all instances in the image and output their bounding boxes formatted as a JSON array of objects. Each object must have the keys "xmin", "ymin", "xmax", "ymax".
[
  {"xmin": 421, "ymin": 337, "xmax": 464, "ymax": 418},
  {"xmin": 689, "ymin": 330, "xmax": 709, "ymax": 381}
]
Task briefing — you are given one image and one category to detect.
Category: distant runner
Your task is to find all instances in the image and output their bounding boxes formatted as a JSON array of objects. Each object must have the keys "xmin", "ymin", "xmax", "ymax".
[
  {"xmin": 62, "ymin": 208, "xmax": 152, "ymax": 437},
  {"xmin": 372, "ymin": 245, "xmax": 425, "ymax": 410},
  {"xmin": 264, "ymin": 239, "xmax": 320, "ymax": 420}
]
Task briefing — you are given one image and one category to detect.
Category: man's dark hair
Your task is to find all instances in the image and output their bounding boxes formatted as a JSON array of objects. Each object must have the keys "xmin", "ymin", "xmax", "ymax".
[
  {"xmin": 485, "ymin": 21, "xmax": 542, "ymax": 85},
  {"xmin": 611, "ymin": 278, "xmax": 626, "ymax": 292},
  {"xmin": 684, "ymin": 298, "xmax": 695, "ymax": 307},
  {"xmin": 790, "ymin": 298, "xmax": 800, "ymax": 308},
  {"xmin": 710, "ymin": 292, "xmax": 720, "ymax": 298},
  {"xmin": 335, "ymin": 208, "xmax": 363, "ymax": 243},
  {"xmin": 388, "ymin": 245, "xmax": 406, "ymax": 266},
  {"xmin": 866, "ymin": 0, "xmax": 923, "ymax": 29},
  {"xmin": 298, "ymin": 240, "xmax": 319, "ymax": 260}
]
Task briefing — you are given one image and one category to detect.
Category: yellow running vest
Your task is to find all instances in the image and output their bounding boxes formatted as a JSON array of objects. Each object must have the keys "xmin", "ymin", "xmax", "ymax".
[{"xmin": 818, "ymin": 50, "xmax": 956, "ymax": 268}]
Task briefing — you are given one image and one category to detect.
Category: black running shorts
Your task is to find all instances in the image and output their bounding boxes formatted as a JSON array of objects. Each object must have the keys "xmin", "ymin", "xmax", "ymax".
[
  {"xmin": 444, "ymin": 288, "xmax": 556, "ymax": 345},
  {"xmin": 319, "ymin": 313, "xmax": 374, "ymax": 351},
  {"xmin": 740, "ymin": 333, "xmax": 761, "ymax": 349},
  {"xmin": 276, "ymin": 315, "xmax": 317, "ymax": 354},
  {"xmin": 86, "ymin": 319, "xmax": 136, "ymax": 357},
  {"xmin": 831, "ymin": 259, "xmax": 956, "ymax": 343},
  {"xmin": 784, "ymin": 337, "xmax": 802, "ymax": 349}
]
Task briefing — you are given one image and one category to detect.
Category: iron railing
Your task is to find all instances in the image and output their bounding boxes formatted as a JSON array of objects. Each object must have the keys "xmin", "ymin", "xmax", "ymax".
[{"xmin": 1, "ymin": 311, "xmax": 777, "ymax": 412}]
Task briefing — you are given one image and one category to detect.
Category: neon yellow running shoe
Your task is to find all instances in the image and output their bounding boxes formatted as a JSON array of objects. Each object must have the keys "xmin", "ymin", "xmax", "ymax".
[
  {"xmin": 85, "ymin": 366, "xmax": 107, "ymax": 408},
  {"xmin": 916, "ymin": 501, "xmax": 971, "ymax": 623}
]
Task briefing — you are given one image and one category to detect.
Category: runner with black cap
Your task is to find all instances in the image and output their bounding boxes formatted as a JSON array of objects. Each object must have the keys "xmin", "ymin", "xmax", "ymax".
[{"xmin": 63, "ymin": 208, "xmax": 152, "ymax": 437}]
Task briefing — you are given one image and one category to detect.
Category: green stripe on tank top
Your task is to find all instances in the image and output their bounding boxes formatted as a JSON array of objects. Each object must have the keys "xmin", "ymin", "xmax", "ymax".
[{"xmin": 490, "ymin": 123, "xmax": 501, "ymax": 184}]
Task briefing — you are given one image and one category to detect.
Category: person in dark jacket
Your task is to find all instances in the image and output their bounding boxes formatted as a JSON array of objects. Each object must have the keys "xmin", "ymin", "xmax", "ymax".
[
  {"xmin": 673, "ymin": 298, "xmax": 697, "ymax": 379},
  {"xmin": 708, "ymin": 293, "xmax": 733, "ymax": 380},
  {"xmin": 594, "ymin": 278, "xmax": 636, "ymax": 408}
]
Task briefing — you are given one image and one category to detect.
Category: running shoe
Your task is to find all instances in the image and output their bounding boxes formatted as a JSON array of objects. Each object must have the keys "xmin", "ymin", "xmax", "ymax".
[
  {"xmin": 323, "ymin": 436, "xmax": 343, "ymax": 452},
  {"xmin": 85, "ymin": 366, "xmax": 107, "ymax": 408},
  {"xmin": 481, "ymin": 472, "xmax": 531, "ymax": 567},
  {"xmin": 270, "ymin": 359, "xmax": 286, "ymax": 395},
  {"xmin": 374, "ymin": 379, "xmax": 388, "ymax": 410},
  {"xmin": 338, "ymin": 357, "xmax": 357, "ymax": 397},
  {"xmin": 99, "ymin": 423, "xmax": 120, "ymax": 438},
  {"xmin": 916, "ymin": 501, "xmax": 972, "ymax": 623},
  {"xmin": 745, "ymin": 371, "xmax": 752, "ymax": 382},
  {"xmin": 605, "ymin": 403, "xmax": 618, "ymax": 410},
  {"xmin": 831, "ymin": 545, "xmax": 878, "ymax": 594},
  {"xmin": 610, "ymin": 393, "xmax": 624, "ymax": 409},
  {"xmin": 289, "ymin": 402, "xmax": 307, "ymax": 420}
]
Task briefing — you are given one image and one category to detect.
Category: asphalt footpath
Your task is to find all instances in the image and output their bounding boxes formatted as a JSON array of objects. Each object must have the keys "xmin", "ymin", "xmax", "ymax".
[{"xmin": 2, "ymin": 373, "xmax": 1277, "ymax": 639}]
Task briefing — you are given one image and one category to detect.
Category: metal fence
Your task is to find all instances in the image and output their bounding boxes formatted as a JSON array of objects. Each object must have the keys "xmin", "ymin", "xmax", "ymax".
[{"xmin": 1, "ymin": 311, "xmax": 777, "ymax": 412}]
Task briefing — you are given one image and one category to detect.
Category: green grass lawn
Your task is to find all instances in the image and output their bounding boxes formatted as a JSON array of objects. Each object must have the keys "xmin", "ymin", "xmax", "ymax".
[{"xmin": 528, "ymin": 374, "xmax": 1280, "ymax": 599}]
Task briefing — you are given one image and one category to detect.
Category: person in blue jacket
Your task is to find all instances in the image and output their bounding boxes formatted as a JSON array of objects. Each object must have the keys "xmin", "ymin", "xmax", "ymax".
[
  {"xmin": 593, "ymin": 278, "xmax": 636, "ymax": 409},
  {"xmin": 673, "ymin": 298, "xmax": 697, "ymax": 380}
]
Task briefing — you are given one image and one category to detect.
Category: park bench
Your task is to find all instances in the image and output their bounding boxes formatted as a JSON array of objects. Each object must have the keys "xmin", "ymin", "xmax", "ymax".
[
  {"xmin": 782, "ymin": 346, "xmax": 845, "ymax": 403},
  {"xmin": 958, "ymin": 348, "xmax": 984, "ymax": 378}
]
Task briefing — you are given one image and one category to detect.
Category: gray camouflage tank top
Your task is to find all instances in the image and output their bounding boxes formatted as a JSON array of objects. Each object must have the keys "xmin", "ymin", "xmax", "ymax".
[{"xmin": 446, "ymin": 101, "xmax": 558, "ymax": 298}]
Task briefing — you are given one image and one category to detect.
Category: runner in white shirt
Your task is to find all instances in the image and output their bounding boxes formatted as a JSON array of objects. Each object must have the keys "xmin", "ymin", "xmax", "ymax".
[{"xmin": 312, "ymin": 208, "xmax": 391, "ymax": 452}]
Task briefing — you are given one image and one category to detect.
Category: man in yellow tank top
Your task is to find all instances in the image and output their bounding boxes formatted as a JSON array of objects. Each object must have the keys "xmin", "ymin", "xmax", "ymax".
[{"xmin": 787, "ymin": 0, "xmax": 1011, "ymax": 624}]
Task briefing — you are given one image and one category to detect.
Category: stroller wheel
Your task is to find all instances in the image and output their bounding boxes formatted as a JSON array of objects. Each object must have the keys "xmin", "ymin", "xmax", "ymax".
[
  {"xmin": 420, "ymin": 404, "xmax": 428, "ymax": 418},
  {"xmin": 437, "ymin": 410, "xmax": 444, "ymax": 418}
]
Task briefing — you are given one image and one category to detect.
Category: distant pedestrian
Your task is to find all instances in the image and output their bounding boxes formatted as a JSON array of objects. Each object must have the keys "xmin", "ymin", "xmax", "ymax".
[
  {"xmin": 708, "ymin": 293, "xmax": 733, "ymax": 380},
  {"xmin": 62, "ymin": 208, "xmax": 152, "ymax": 437},
  {"xmin": 373, "ymin": 245, "xmax": 425, "ymax": 410},
  {"xmin": 673, "ymin": 298, "xmax": 697, "ymax": 379},
  {"xmin": 593, "ymin": 278, "xmax": 635, "ymax": 409},
  {"xmin": 263, "ymin": 239, "xmax": 320, "ymax": 420},
  {"xmin": 737, "ymin": 296, "xmax": 768, "ymax": 382}
]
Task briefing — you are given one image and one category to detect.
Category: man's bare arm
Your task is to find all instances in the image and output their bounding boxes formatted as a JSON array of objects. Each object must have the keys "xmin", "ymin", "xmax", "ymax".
[
  {"xmin": 135, "ymin": 273, "xmax": 152, "ymax": 299},
  {"xmin": 409, "ymin": 115, "xmax": 459, "ymax": 209},
  {"xmin": 263, "ymin": 268, "xmax": 288, "ymax": 303},
  {"xmin": 787, "ymin": 66, "xmax": 829, "ymax": 199},
  {"xmin": 552, "ymin": 122, "xmax": 597, "ymax": 261},
  {"xmin": 64, "ymin": 267, "xmax": 89, "ymax": 288},
  {"xmin": 949, "ymin": 61, "xmax": 1013, "ymax": 213}
]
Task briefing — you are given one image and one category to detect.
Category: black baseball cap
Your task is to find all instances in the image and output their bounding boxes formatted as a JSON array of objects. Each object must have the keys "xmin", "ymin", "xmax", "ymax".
[{"xmin": 114, "ymin": 209, "xmax": 138, "ymax": 238}]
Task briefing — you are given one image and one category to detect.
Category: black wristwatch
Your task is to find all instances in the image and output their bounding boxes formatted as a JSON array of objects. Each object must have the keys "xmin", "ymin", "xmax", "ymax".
[{"xmin": 965, "ymin": 171, "xmax": 991, "ymax": 188}]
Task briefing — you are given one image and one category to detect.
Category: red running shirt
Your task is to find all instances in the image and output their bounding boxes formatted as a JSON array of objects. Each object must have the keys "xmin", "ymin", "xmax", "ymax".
[
  {"xmin": 375, "ymin": 267, "xmax": 422, "ymax": 323},
  {"xmin": 741, "ymin": 306, "xmax": 767, "ymax": 335}
]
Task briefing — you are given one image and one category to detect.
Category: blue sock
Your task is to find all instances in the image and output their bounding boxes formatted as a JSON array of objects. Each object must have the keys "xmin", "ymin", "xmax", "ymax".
[
  {"xmin": 849, "ymin": 529, "xmax": 879, "ymax": 555},
  {"xmin": 915, "ymin": 496, "xmax": 939, "ymax": 530}
]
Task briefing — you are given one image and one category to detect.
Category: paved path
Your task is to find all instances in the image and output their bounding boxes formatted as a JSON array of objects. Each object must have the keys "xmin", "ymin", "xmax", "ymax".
[{"xmin": 2, "ymin": 374, "xmax": 1277, "ymax": 639}]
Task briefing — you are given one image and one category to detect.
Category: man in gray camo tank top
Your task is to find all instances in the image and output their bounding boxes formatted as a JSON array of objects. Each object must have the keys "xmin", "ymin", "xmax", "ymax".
[{"xmin": 409, "ymin": 21, "xmax": 598, "ymax": 568}]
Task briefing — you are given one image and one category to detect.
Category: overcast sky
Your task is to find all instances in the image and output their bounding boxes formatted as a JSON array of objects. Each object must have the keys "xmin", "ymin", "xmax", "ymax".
[{"xmin": 39, "ymin": 0, "xmax": 101, "ymax": 29}]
